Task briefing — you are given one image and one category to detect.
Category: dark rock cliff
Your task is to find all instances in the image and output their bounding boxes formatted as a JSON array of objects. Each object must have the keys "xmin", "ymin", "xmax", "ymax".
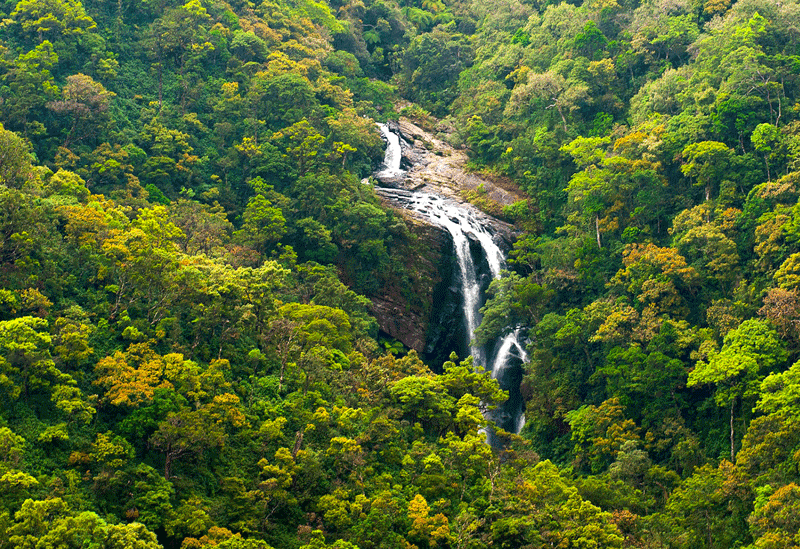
[
  {"xmin": 367, "ymin": 202, "xmax": 504, "ymax": 369},
  {"xmin": 367, "ymin": 211, "xmax": 458, "ymax": 358},
  {"xmin": 368, "ymin": 119, "xmax": 521, "ymax": 368}
]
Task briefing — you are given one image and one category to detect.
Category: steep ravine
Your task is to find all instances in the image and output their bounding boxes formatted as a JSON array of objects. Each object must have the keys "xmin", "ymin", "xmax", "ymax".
[
  {"xmin": 367, "ymin": 117, "xmax": 522, "ymax": 362},
  {"xmin": 368, "ymin": 119, "xmax": 528, "ymax": 434}
]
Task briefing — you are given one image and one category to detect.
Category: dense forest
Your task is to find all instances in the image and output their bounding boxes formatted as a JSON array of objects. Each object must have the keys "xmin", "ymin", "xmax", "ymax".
[{"xmin": 1, "ymin": 0, "xmax": 800, "ymax": 546}]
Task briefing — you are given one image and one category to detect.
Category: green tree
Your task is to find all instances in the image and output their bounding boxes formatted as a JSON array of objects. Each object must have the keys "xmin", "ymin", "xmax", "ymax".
[
  {"xmin": 566, "ymin": 397, "xmax": 640, "ymax": 474},
  {"xmin": 0, "ymin": 127, "xmax": 34, "ymax": 188},
  {"xmin": 749, "ymin": 483, "xmax": 800, "ymax": 549},
  {"xmin": 300, "ymin": 530, "xmax": 359, "ymax": 549},
  {"xmin": 751, "ymin": 123, "xmax": 784, "ymax": 182},
  {"xmin": 610, "ymin": 243, "xmax": 699, "ymax": 316},
  {"xmin": 5, "ymin": 0, "xmax": 96, "ymax": 45},
  {"xmin": 150, "ymin": 406, "xmax": 226, "ymax": 479},
  {"xmin": 102, "ymin": 464, "xmax": 175, "ymax": 532},
  {"xmin": 670, "ymin": 204, "xmax": 740, "ymax": 293},
  {"xmin": 757, "ymin": 359, "xmax": 800, "ymax": 419},
  {"xmin": 506, "ymin": 70, "xmax": 589, "ymax": 133},
  {"xmin": 661, "ymin": 462, "xmax": 752, "ymax": 549},
  {"xmin": 486, "ymin": 460, "xmax": 623, "ymax": 548},
  {"xmin": 1, "ymin": 41, "xmax": 60, "ymax": 134},
  {"xmin": 273, "ymin": 119, "xmax": 325, "ymax": 177},
  {"xmin": 0, "ymin": 316, "xmax": 70, "ymax": 400},
  {"xmin": 681, "ymin": 141, "xmax": 733, "ymax": 201},
  {"xmin": 235, "ymin": 195, "xmax": 287, "ymax": 255},
  {"xmin": 11, "ymin": 508, "xmax": 162, "ymax": 549},
  {"xmin": 688, "ymin": 319, "xmax": 787, "ymax": 461},
  {"xmin": 46, "ymin": 73, "xmax": 114, "ymax": 148},
  {"xmin": 390, "ymin": 375, "xmax": 455, "ymax": 435},
  {"xmin": 399, "ymin": 27, "xmax": 471, "ymax": 114}
]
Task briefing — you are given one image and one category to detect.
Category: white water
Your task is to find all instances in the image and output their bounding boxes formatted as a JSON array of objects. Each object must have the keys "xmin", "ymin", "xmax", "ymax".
[
  {"xmin": 489, "ymin": 328, "xmax": 528, "ymax": 432},
  {"xmin": 375, "ymin": 124, "xmax": 404, "ymax": 179},
  {"xmin": 374, "ymin": 124, "xmax": 528, "ymax": 433},
  {"xmin": 377, "ymin": 190, "xmax": 500, "ymax": 365},
  {"xmin": 490, "ymin": 328, "xmax": 528, "ymax": 381}
]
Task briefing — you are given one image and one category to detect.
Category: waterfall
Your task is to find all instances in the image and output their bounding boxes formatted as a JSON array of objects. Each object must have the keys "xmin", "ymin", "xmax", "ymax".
[
  {"xmin": 375, "ymin": 124, "xmax": 404, "ymax": 179},
  {"xmin": 490, "ymin": 329, "xmax": 528, "ymax": 382},
  {"xmin": 374, "ymin": 124, "xmax": 528, "ymax": 435},
  {"xmin": 376, "ymin": 189, "xmax": 498, "ymax": 365},
  {"xmin": 488, "ymin": 328, "xmax": 528, "ymax": 435}
]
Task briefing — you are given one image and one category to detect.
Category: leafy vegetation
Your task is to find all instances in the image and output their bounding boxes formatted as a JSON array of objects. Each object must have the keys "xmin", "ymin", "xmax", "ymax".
[{"xmin": 2, "ymin": 0, "xmax": 800, "ymax": 546}]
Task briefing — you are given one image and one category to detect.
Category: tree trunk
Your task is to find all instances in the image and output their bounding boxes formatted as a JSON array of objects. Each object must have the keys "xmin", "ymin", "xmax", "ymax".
[
  {"xmin": 595, "ymin": 215, "xmax": 602, "ymax": 249},
  {"xmin": 278, "ymin": 360, "xmax": 286, "ymax": 393},
  {"xmin": 730, "ymin": 397, "xmax": 736, "ymax": 463},
  {"xmin": 557, "ymin": 104, "xmax": 568, "ymax": 133},
  {"xmin": 292, "ymin": 429, "xmax": 304, "ymax": 458},
  {"xmin": 164, "ymin": 452, "xmax": 173, "ymax": 480}
]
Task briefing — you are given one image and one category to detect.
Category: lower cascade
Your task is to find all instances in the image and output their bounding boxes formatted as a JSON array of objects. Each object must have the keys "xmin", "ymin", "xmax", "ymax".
[{"xmin": 374, "ymin": 123, "xmax": 527, "ymax": 436}]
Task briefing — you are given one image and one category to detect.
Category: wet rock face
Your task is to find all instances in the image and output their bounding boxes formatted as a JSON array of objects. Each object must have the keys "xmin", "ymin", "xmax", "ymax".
[
  {"xmin": 366, "ymin": 217, "xmax": 455, "ymax": 355},
  {"xmin": 375, "ymin": 120, "xmax": 519, "ymax": 248},
  {"xmin": 422, "ymin": 232, "xmax": 462, "ymax": 368},
  {"xmin": 370, "ymin": 118, "xmax": 519, "ymax": 366},
  {"xmin": 423, "ymin": 227, "xmax": 496, "ymax": 369}
]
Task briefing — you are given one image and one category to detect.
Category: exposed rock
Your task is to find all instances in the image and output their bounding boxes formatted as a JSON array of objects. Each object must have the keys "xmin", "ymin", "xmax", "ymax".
[
  {"xmin": 375, "ymin": 118, "xmax": 521, "ymax": 246},
  {"xmin": 369, "ymin": 117, "xmax": 523, "ymax": 363},
  {"xmin": 367, "ymin": 213, "xmax": 455, "ymax": 355},
  {"xmin": 395, "ymin": 118, "xmax": 523, "ymax": 203}
]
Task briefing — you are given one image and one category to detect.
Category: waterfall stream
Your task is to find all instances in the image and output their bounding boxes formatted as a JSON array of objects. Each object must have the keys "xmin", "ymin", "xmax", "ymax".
[
  {"xmin": 374, "ymin": 123, "xmax": 527, "ymax": 435},
  {"xmin": 375, "ymin": 124, "xmax": 404, "ymax": 179}
]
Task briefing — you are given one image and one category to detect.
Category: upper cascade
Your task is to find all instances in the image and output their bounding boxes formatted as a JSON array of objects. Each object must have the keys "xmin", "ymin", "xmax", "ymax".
[{"xmin": 375, "ymin": 123, "xmax": 404, "ymax": 180}]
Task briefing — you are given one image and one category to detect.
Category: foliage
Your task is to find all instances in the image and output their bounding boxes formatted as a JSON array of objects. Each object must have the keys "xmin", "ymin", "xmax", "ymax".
[{"xmin": 2, "ymin": 0, "xmax": 800, "ymax": 546}]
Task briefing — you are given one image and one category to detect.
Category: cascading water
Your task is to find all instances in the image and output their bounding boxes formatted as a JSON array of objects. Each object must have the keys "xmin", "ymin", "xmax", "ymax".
[
  {"xmin": 373, "ymin": 123, "xmax": 528, "ymax": 435},
  {"xmin": 488, "ymin": 327, "xmax": 528, "ymax": 434},
  {"xmin": 375, "ymin": 124, "xmax": 404, "ymax": 179},
  {"xmin": 375, "ymin": 189, "xmax": 500, "ymax": 366}
]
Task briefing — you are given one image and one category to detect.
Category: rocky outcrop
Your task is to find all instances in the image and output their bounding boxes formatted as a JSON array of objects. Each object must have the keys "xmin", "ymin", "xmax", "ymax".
[
  {"xmin": 374, "ymin": 118, "xmax": 521, "ymax": 248},
  {"xmin": 367, "ymin": 213, "xmax": 456, "ymax": 355},
  {"xmin": 379, "ymin": 119, "xmax": 521, "ymax": 202},
  {"xmin": 369, "ymin": 117, "xmax": 523, "ymax": 363}
]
